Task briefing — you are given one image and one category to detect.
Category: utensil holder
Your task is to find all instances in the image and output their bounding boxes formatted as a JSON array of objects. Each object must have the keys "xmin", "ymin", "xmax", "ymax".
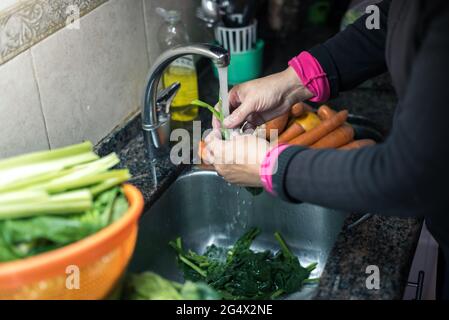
[
  {"xmin": 214, "ymin": 20, "xmax": 258, "ymax": 53},
  {"xmin": 213, "ymin": 39, "xmax": 264, "ymax": 85}
]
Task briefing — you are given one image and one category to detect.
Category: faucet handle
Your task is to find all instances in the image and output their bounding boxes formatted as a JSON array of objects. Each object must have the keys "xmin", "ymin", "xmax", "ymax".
[{"xmin": 157, "ymin": 82, "xmax": 181, "ymax": 114}]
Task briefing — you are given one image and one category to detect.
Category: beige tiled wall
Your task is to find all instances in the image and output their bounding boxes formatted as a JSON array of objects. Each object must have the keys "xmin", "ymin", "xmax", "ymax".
[
  {"xmin": 0, "ymin": 51, "xmax": 50, "ymax": 158},
  {"xmin": 0, "ymin": 0, "xmax": 208, "ymax": 158},
  {"xmin": 32, "ymin": 0, "xmax": 149, "ymax": 149}
]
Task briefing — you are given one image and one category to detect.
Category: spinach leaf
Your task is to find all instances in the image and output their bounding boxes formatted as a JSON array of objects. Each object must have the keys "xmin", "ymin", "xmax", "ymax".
[
  {"xmin": 170, "ymin": 227, "xmax": 318, "ymax": 300},
  {"xmin": 123, "ymin": 272, "xmax": 220, "ymax": 300}
]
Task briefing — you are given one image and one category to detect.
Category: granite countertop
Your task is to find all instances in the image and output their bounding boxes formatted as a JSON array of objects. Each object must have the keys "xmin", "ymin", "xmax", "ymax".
[{"xmin": 94, "ymin": 29, "xmax": 422, "ymax": 299}]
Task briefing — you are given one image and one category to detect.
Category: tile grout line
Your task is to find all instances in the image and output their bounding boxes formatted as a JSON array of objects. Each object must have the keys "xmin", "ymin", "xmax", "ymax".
[
  {"xmin": 141, "ymin": 0, "xmax": 152, "ymax": 66},
  {"xmin": 29, "ymin": 48, "xmax": 52, "ymax": 150},
  {"xmin": 24, "ymin": 3, "xmax": 105, "ymax": 151}
]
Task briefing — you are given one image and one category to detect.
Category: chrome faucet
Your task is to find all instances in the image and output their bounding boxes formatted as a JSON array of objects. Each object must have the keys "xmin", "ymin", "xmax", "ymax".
[{"xmin": 141, "ymin": 43, "xmax": 230, "ymax": 160}]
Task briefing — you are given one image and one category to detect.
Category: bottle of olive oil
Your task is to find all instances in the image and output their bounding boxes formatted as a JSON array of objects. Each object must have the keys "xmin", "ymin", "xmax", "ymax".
[{"xmin": 157, "ymin": 8, "xmax": 199, "ymax": 121}]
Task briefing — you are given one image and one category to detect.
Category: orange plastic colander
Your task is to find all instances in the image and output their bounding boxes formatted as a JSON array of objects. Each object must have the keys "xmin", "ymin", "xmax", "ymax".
[{"xmin": 0, "ymin": 184, "xmax": 144, "ymax": 300}]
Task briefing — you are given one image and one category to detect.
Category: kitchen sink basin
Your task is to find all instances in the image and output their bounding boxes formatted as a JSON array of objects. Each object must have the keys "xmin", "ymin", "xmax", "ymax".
[{"xmin": 128, "ymin": 168, "xmax": 349, "ymax": 299}]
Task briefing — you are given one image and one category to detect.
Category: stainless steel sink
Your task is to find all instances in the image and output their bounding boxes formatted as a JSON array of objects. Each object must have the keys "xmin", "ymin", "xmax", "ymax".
[{"xmin": 128, "ymin": 168, "xmax": 349, "ymax": 299}]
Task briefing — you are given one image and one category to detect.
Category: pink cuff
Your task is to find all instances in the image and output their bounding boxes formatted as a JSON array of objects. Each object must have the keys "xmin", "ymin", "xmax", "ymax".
[
  {"xmin": 289, "ymin": 51, "xmax": 330, "ymax": 103},
  {"xmin": 259, "ymin": 144, "xmax": 289, "ymax": 195}
]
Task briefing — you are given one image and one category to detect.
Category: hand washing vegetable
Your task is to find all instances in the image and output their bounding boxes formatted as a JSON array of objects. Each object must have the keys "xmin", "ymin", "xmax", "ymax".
[
  {"xmin": 311, "ymin": 125, "xmax": 355, "ymax": 149},
  {"xmin": 169, "ymin": 228, "xmax": 318, "ymax": 300},
  {"xmin": 289, "ymin": 110, "xmax": 348, "ymax": 146},
  {"xmin": 196, "ymin": 109, "xmax": 264, "ymax": 195},
  {"xmin": 339, "ymin": 139, "xmax": 376, "ymax": 150},
  {"xmin": 192, "ymin": 99, "xmax": 230, "ymax": 160},
  {"xmin": 123, "ymin": 272, "xmax": 220, "ymax": 300},
  {"xmin": 0, "ymin": 141, "xmax": 131, "ymax": 262}
]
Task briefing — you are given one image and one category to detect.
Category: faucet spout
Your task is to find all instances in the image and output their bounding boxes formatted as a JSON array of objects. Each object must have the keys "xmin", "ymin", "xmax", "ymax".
[{"xmin": 141, "ymin": 43, "xmax": 230, "ymax": 159}]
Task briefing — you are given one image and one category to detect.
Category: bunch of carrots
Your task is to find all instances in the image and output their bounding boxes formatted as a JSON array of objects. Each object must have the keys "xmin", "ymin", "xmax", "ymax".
[
  {"xmin": 265, "ymin": 102, "xmax": 376, "ymax": 150},
  {"xmin": 198, "ymin": 103, "xmax": 376, "ymax": 161}
]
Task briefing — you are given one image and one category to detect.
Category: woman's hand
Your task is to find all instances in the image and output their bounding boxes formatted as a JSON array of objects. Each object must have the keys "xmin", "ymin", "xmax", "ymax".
[
  {"xmin": 203, "ymin": 67, "xmax": 311, "ymax": 186},
  {"xmin": 223, "ymin": 67, "xmax": 314, "ymax": 129},
  {"xmin": 203, "ymin": 130, "xmax": 270, "ymax": 187}
]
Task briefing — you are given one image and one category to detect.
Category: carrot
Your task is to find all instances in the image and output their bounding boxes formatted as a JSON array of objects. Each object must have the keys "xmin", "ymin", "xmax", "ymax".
[
  {"xmin": 265, "ymin": 112, "xmax": 289, "ymax": 139},
  {"xmin": 303, "ymin": 102, "xmax": 314, "ymax": 112},
  {"xmin": 317, "ymin": 105, "xmax": 336, "ymax": 120},
  {"xmin": 197, "ymin": 141, "xmax": 215, "ymax": 170},
  {"xmin": 198, "ymin": 141, "xmax": 207, "ymax": 161},
  {"xmin": 311, "ymin": 125, "xmax": 355, "ymax": 149},
  {"xmin": 289, "ymin": 110, "xmax": 349, "ymax": 146},
  {"xmin": 277, "ymin": 122, "xmax": 306, "ymax": 143},
  {"xmin": 290, "ymin": 102, "xmax": 306, "ymax": 118},
  {"xmin": 338, "ymin": 139, "xmax": 376, "ymax": 150}
]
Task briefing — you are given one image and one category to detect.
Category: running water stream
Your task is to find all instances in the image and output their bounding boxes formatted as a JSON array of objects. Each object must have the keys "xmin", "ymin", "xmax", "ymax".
[{"xmin": 217, "ymin": 67, "xmax": 230, "ymax": 124}]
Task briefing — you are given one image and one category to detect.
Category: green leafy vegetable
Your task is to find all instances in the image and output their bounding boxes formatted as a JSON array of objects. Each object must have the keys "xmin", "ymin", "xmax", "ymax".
[
  {"xmin": 191, "ymin": 99, "xmax": 230, "ymax": 140},
  {"xmin": 0, "ymin": 142, "xmax": 132, "ymax": 262},
  {"xmin": 170, "ymin": 228, "xmax": 318, "ymax": 300},
  {"xmin": 123, "ymin": 272, "xmax": 220, "ymax": 300},
  {"xmin": 191, "ymin": 100, "xmax": 224, "ymax": 122},
  {"xmin": 0, "ymin": 187, "xmax": 128, "ymax": 262}
]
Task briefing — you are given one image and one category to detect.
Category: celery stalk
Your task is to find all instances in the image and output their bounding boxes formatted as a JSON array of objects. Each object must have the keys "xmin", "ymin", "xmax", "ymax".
[
  {"xmin": 0, "ymin": 202, "xmax": 93, "ymax": 219},
  {"xmin": 0, "ymin": 152, "xmax": 99, "ymax": 190},
  {"xmin": 90, "ymin": 174, "xmax": 131, "ymax": 196},
  {"xmin": 30, "ymin": 154, "xmax": 121, "ymax": 193},
  {"xmin": 191, "ymin": 100, "xmax": 224, "ymax": 121},
  {"xmin": 1, "ymin": 168, "xmax": 75, "ymax": 192},
  {"xmin": 0, "ymin": 191, "xmax": 49, "ymax": 205},
  {"xmin": 47, "ymin": 189, "xmax": 92, "ymax": 203},
  {"xmin": 0, "ymin": 189, "xmax": 93, "ymax": 220},
  {"xmin": 43, "ymin": 170, "xmax": 130, "ymax": 194},
  {"xmin": 0, "ymin": 141, "xmax": 131, "ymax": 221},
  {"xmin": 191, "ymin": 99, "xmax": 230, "ymax": 140}
]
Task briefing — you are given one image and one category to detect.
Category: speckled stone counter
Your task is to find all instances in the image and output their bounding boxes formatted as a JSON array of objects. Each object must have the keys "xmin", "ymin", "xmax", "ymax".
[{"xmin": 316, "ymin": 215, "xmax": 421, "ymax": 299}]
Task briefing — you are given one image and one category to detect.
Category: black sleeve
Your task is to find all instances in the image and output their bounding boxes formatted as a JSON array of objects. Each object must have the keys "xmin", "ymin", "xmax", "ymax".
[
  {"xmin": 273, "ymin": 4, "xmax": 449, "ymax": 219},
  {"xmin": 309, "ymin": 0, "xmax": 391, "ymax": 97}
]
